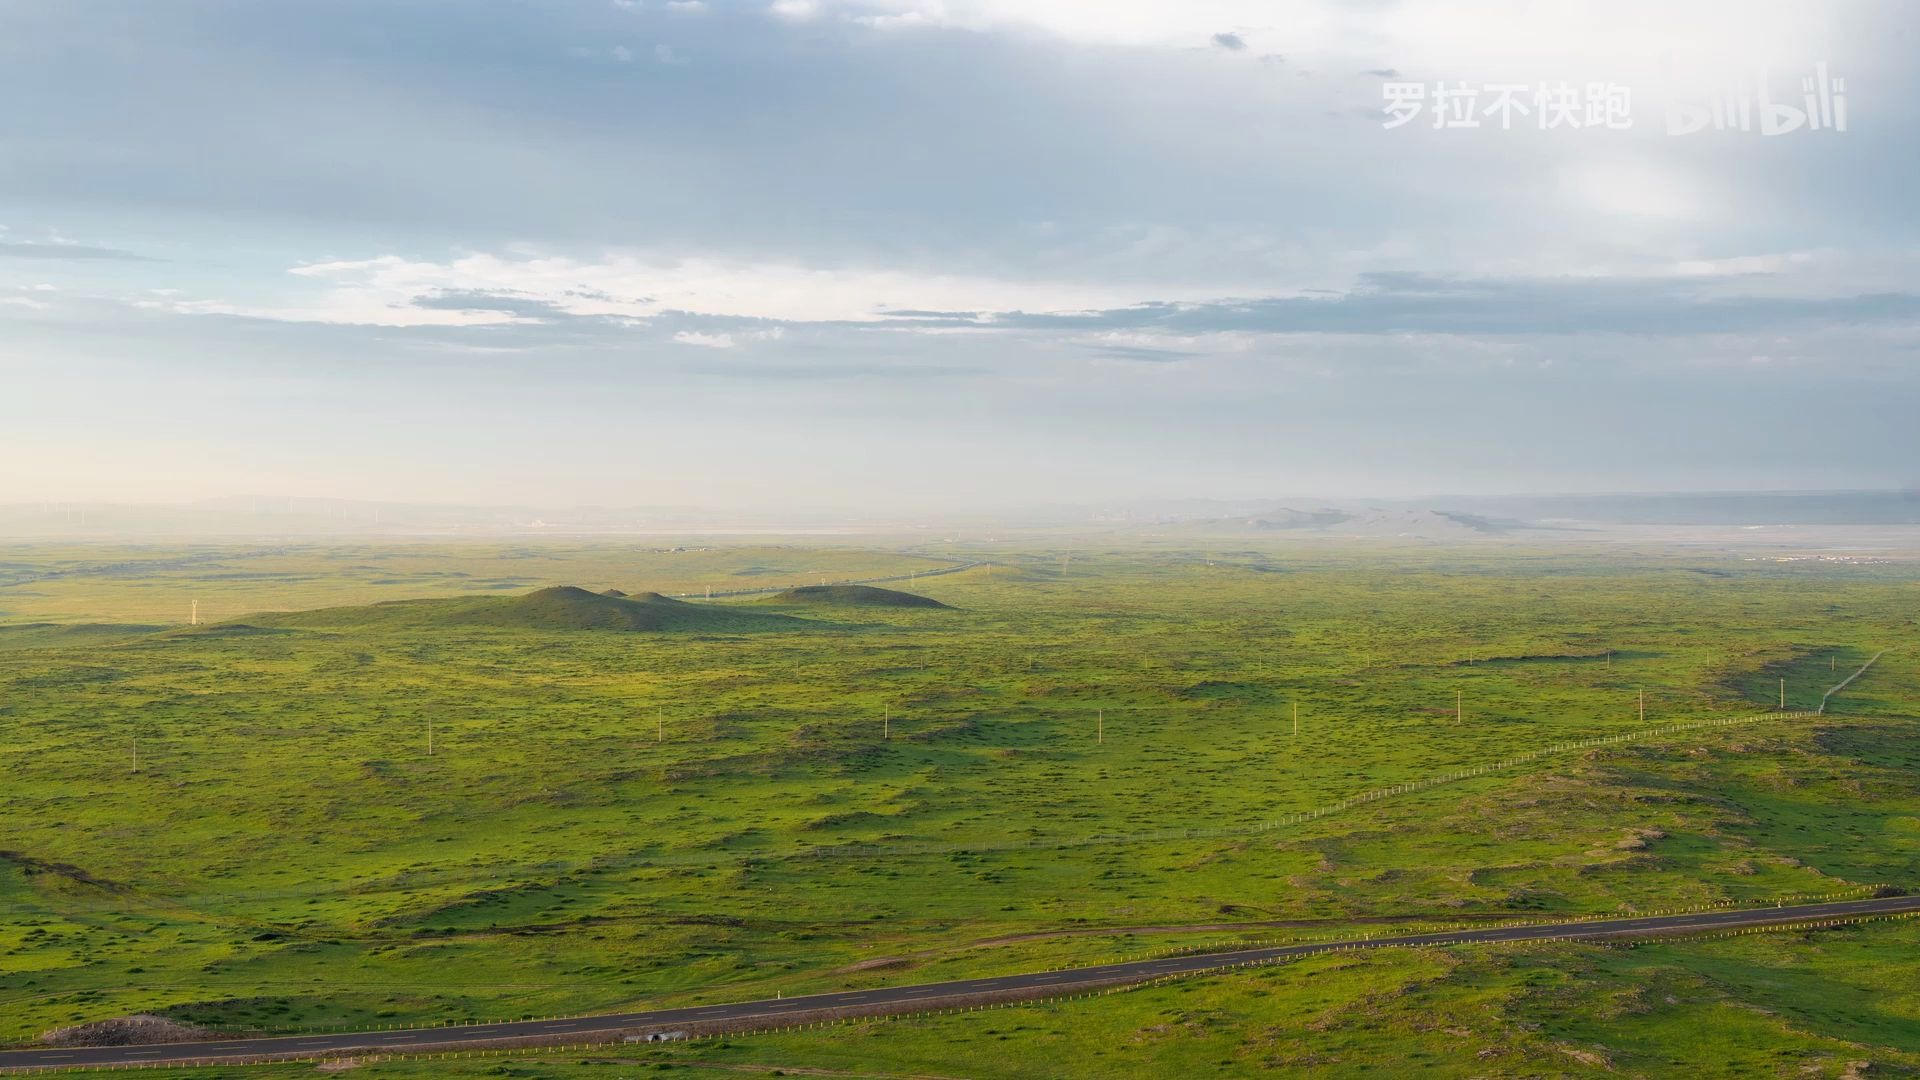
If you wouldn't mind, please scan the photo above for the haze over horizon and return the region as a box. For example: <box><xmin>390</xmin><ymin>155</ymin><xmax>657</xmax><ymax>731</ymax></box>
<box><xmin>5</xmin><ymin>1</ymin><xmax>1917</xmax><ymax>509</ymax></box>
<box><xmin>5</xmin><ymin>488</ymin><xmax>1919</xmax><ymax>538</ymax></box>
<box><xmin>4</xmin><ymin>485</ymin><xmax>1918</xmax><ymax>511</ymax></box>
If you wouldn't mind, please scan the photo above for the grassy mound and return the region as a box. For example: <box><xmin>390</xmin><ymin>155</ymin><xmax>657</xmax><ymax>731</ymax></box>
<box><xmin>252</xmin><ymin>586</ymin><xmax>811</xmax><ymax>633</ymax></box>
<box><xmin>757</xmin><ymin>584</ymin><xmax>952</xmax><ymax>609</ymax></box>
<box><xmin>161</xmin><ymin>623</ymin><xmax>295</xmax><ymax>640</ymax></box>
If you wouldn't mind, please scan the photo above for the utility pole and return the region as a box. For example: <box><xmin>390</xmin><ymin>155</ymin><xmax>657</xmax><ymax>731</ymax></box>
<box><xmin>1639</xmin><ymin>688</ymin><xmax>1645</xmax><ymax>723</ymax></box>
<box><xmin>1606</xmin><ymin>650</ymin><xmax>1611</xmax><ymax>669</ymax></box>
<box><xmin>1293</xmin><ymin>701</ymin><xmax>1299</xmax><ymax>737</ymax></box>
<box><xmin>657</xmin><ymin>709</ymin><xmax>664</xmax><ymax>743</ymax></box>
<box><xmin>190</xmin><ymin>600</ymin><xmax>199</xmax><ymax>626</ymax></box>
<box><xmin>1780</xmin><ymin>677</ymin><xmax>1786</xmax><ymax>709</ymax></box>
<box><xmin>884</xmin><ymin>705</ymin><xmax>890</xmax><ymax>740</ymax></box>
<box><xmin>1097</xmin><ymin>708</ymin><xmax>1103</xmax><ymax>744</ymax></box>
<box><xmin>1455</xmin><ymin>689</ymin><xmax>1463</xmax><ymax>723</ymax></box>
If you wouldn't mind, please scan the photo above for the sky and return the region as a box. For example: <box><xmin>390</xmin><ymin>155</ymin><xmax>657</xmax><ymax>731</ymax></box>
<box><xmin>2</xmin><ymin>0</ymin><xmax>1916</xmax><ymax>511</ymax></box>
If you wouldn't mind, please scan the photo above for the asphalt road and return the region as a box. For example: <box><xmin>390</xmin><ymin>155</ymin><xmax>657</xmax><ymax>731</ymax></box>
<box><xmin>5</xmin><ymin>894</ymin><xmax>1916</xmax><ymax>1071</ymax></box>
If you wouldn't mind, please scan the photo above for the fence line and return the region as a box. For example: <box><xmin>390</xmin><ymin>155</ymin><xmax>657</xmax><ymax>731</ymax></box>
<box><xmin>8</xmin><ymin>900</ymin><xmax>1917</xmax><ymax>1075</ymax></box>
<box><xmin>1819</xmin><ymin>649</ymin><xmax>1887</xmax><ymax>713</ymax></box>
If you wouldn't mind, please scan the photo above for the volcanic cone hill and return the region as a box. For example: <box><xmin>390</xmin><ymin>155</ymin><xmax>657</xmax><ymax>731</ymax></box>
<box><xmin>756</xmin><ymin>584</ymin><xmax>952</xmax><ymax>609</ymax></box>
<box><xmin>249</xmin><ymin>586</ymin><xmax>812</xmax><ymax>633</ymax></box>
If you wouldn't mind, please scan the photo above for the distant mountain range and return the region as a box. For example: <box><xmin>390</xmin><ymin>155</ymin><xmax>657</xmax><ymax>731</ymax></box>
<box><xmin>1401</xmin><ymin>490</ymin><xmax>1920</xmax><ymax>527</ymax></box>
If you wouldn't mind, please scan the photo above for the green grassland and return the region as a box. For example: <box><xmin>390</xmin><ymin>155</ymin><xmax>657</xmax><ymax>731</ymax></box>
<box><xmin>26</xmin><ymin>924</ymin><xmax>1920</xmax><ymax>1078</ymax></box>
<box><xmin>1</xmin><ymin>540</ymin><xmax>1917</xmax><ymax>1074</ymax></box>
<box><xmin>0</xmin><ymin>543</ymin><xmax>956</xmax><ymax>625</ymax></box>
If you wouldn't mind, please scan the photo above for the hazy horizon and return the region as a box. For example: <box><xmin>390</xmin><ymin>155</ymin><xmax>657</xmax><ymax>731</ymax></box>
<box><xmin>4</xmin><ymin>487</ymin><xmax>1918</xmax><ymax>540</ymax></box>
<box><xmin>3</xmin><ymin>485</ymin><xmax>1917</xmax><ymax>511</ymax></box>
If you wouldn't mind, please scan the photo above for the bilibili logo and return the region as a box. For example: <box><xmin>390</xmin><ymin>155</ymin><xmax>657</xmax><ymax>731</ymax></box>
<box><xmin>1667</xmin><ymin>64</ymin><xmax>1848</xmax><ymax>135</ymax></box>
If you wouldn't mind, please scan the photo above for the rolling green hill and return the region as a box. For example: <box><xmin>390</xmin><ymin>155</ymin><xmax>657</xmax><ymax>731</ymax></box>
<box><xmin>756</xmin><ymin>584</ymin><xmax>952</xmax><ymax>609</ymax></box>
<box><xmin>250</xmin><ymin>585</ymin><xmax>813</xmax><ymax>633</ymax></box>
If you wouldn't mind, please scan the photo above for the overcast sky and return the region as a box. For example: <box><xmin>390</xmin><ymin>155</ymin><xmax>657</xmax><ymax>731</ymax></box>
<box><xmin>3</xmin><ymin>1</ymin><xmax>1916</xmax><ymax>510</ymax></box>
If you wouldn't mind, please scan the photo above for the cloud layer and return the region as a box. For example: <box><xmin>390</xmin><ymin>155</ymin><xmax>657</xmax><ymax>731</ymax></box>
<box><xmin>1</xmin><ymin>0</ymin><xmax>1915</xmax><ymax>507</ymax></box>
